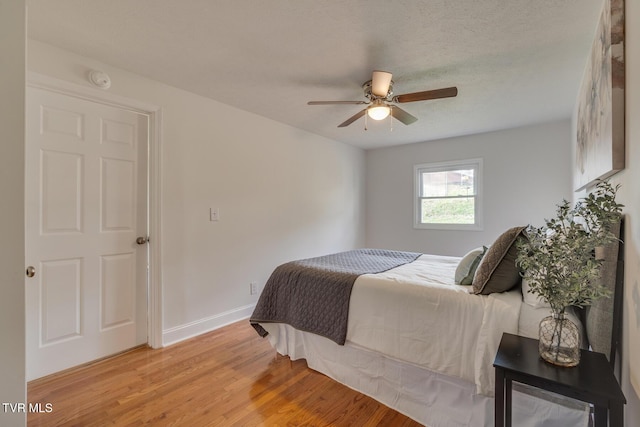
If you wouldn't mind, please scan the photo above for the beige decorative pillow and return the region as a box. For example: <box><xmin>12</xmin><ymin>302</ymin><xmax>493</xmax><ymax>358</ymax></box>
<box><xmin>472</xmin><ymin>226</ymin><xmax>526</xmax><ymax>295</ymax></box>
<box><xmin>455</xmin><ymin>246</ymin><xmax>487</xmax><ymax>285</ymax></box>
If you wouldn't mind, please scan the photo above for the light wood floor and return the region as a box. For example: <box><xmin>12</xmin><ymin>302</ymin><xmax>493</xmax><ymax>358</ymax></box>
<box><xmin>28</xmin><ymin>320</ymin><xmax>423</xmax><ymax>426</ymax></box>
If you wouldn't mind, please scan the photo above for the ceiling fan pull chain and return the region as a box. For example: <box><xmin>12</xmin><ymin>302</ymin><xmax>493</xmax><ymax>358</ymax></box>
<box><xmin>364</xmin><ymin>111</ymin><xmax>368</xmax><ymax>131</ymax></box>
<box><xmin>390</xmin><ymin>108</ymin><xmax>393</xmax><ymax>132</ymax></box>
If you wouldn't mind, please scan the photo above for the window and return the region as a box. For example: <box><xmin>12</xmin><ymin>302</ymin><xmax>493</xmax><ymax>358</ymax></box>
<box><xmin>414</xmin><ymin>158</ymin><xmax>483</xmax><ymax>230</ymax></box>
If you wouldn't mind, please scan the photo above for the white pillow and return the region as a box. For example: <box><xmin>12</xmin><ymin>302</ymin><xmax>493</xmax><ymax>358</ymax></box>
<box><xmin>522</xmin><ymin>275</ymin><xmax>551</xmax><ymax>308</ymax></box>
<box><xmin>455</xmin><ymin>246</ymin><xmax>487</xmax><ymax>285</ymax></box>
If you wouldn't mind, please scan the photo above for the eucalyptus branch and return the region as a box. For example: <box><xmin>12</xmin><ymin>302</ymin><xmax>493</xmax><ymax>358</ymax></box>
<box><xmin>516</xmin><ymin>180</ymin><xmax>622</xmax><ymax>310</ymax></box>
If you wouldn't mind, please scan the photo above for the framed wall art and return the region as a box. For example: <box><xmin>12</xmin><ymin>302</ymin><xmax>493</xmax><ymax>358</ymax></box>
<box><xmin>574</xmin><ymin>0</ymin><xmax>625</xmax><ymax>191</ymax></box>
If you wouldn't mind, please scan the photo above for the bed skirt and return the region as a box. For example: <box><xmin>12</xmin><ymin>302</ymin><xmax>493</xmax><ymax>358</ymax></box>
<box><xmin>261</xmin><ymin>323</ymin><xmax>589</xmax><ymax>427</ymax></box>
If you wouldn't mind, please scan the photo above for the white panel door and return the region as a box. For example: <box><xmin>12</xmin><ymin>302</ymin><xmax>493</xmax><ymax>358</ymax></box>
<box><xmin>26</xmin><ymin>87</ymin><xmax>148</xmax><ymax>380</ymax></box>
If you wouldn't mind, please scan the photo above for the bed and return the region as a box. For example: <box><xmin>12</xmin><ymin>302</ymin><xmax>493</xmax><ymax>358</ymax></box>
<box><xmin>249</xmin><ymin>223</ymin><xmax>624</xmax><ymax>427</ymax></box>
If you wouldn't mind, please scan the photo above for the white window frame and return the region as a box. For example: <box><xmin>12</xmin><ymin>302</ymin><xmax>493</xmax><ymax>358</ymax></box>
<box><xmin>413</xmin><ymin>158</ymin><xmax>483</xmax><ymax>231</ymax></box>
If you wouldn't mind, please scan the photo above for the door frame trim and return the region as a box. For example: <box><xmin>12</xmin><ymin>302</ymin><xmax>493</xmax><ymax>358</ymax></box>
<box><xmin>27</xmin><ymin>72</ymin><xmax>164</xmax><ymax>349</ymax></box>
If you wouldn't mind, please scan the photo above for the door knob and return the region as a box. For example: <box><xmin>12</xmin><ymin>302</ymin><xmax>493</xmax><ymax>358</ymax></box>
<box><xmin>136</xmin><ymin>236</ymin><xmax>148</xmax><ymax>245</ymax></box>
<box><xmin>26</xmin><ymin>266</ymin><xmax>36</xmax><ymax>278</ymax></box>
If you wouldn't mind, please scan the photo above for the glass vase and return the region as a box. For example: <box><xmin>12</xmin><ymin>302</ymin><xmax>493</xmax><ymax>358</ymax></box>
<box><xmin>538</xmin><ymin>308</ymin><xmax>580</xmax><ymax>367</ymax></box>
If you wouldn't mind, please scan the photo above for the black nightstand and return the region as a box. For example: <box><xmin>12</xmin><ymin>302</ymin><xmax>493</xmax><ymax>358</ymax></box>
<box><xmin>493</xmin><ymin>333</ymin><xmax>626</xmax><ymax>427</ymax></box>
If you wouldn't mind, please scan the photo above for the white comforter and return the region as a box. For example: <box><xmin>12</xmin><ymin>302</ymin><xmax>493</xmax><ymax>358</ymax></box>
<box><xmin>346</xmin><ymin>254</ymin><xmax>522</xmax><ymax>396</ymax></box>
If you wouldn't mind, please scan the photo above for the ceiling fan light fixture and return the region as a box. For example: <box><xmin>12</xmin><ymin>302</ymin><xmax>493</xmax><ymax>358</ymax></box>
<box><xmin>306</xmin><ymin>69</ymin><xmax>458</xmax><ymax>127</ymax></box>
<box><xmin>367</xmin><ymin>100</ymin><xmax>391</xmax><ymax>121</ymax></box>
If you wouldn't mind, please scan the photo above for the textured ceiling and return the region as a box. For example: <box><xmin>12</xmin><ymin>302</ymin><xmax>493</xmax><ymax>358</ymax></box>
<box><xmin>27</xmin><ymin>0</ymin><xmax>604</xmax><ymax>149</ymax></box>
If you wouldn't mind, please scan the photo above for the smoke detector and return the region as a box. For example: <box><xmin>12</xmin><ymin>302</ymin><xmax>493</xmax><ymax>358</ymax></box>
<box><xmin>88</xmin><ymin>70</ymin><xmax>111</xmax><ymax>89</ymax></box>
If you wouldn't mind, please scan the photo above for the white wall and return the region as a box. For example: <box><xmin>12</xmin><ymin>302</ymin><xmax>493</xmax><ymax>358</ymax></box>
<box><xmin>0</xmin><ymin>0</ymin><xmax>26</xmax><ymax>426</ymax></box>
<box><xmin>577</xmin><ymin>0</ymin><xmax>640</xmax><ymax>424</ymax></box>
<box><xmin>365</xmin><ymin>120</ymin><xmax>573</xmax><ymax>256</ymax></box>
<box><xmin>27</xmin><ymin>41</ymin><xmax>366</xmax><ymax>345</ymax></box>
<box><xmin>619</xmin><ymin>2</ymin><xmax>640</xmax><ymax>421</ymax></box>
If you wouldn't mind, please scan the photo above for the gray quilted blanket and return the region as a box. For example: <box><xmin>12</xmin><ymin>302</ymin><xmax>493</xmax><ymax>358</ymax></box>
<box><xmin>250</xmin><ymin>249</ymin><xmax>421</xmax><ymax>345</ymax></box>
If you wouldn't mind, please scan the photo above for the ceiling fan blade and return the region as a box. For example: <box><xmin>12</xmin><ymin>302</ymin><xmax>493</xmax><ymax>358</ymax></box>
<box><xmin>337</xmin><ymin>109</ymin><xmax>367</xmax><ymax>127</ymax></box>
<box><xmin>393</xmin><ymin>86</ymin><xmax>458</xmax><ymax>103</ymax></box>
<box><xmin>371</xmin><ymin>70</ymin><xmax>393</xmax><ymax>97</ymax></box>
<box><xmin>391</xmin><ymin>106</ymin><xmax>418</xmax><ymax>125</ymax></box>
<box><xmin>307</xmin><ymin>101</ymin><xmax>367</xmax><ymax>105</ymax></box>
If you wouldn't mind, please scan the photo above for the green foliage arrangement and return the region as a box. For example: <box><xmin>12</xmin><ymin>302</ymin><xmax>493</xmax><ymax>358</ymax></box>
<box><xmin>516</xmin><ymin>180</ymin><xmax>623</xmax><ymax>313</ymax></box>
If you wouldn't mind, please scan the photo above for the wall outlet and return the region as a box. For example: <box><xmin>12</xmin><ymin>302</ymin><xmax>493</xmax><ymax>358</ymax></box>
<box><xmin>250</xmin><ymin>282</ymin><xmax>258</xmax><ymax>295</ymax></box>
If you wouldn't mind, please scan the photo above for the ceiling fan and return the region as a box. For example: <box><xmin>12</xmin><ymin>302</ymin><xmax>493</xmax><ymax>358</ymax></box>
<box><xmin>307</xmin><ymin>70</ymin><xmax>458</xmax><ymax>127</ymax></box>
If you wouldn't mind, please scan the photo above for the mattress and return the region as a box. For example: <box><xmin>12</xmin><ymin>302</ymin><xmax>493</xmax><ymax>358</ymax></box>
<box><xmin>347</xmin><ymin>254</ymin><xmax>522</xmax><ymax>396</ymax></box>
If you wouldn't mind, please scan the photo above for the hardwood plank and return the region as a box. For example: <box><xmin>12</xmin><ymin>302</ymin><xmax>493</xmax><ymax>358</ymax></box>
<box><xmin>28</xmin><ymin>320</ymin><xmax>423</xmax><ymax>426</ymax></box>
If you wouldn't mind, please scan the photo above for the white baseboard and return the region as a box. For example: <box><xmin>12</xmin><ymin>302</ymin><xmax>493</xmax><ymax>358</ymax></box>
<box><xmin>162</xmin><ymin>304</ymin><xmax>256</xmax><ymax>347</ymax></box>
